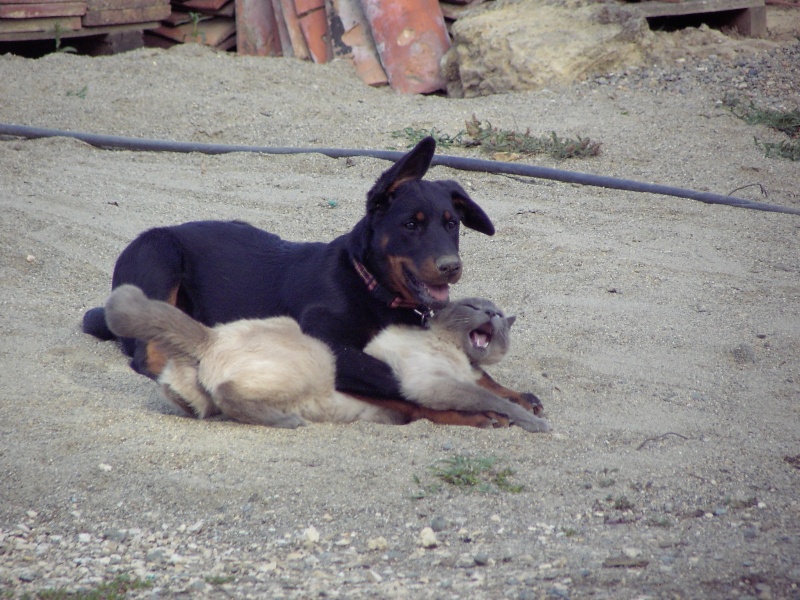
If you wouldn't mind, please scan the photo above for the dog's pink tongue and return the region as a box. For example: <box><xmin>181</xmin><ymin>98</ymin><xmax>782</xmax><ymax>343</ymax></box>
<box><xmin>427</xmin><ymin>284</ymin><xmax>449</xmax><ymax>303</ymax></box>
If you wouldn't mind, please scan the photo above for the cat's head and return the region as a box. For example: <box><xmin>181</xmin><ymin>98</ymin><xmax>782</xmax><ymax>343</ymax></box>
<box><xmin>432</xmin><ymin>297</ymin><xmax>516</xmax><ymax>366</ymax></box>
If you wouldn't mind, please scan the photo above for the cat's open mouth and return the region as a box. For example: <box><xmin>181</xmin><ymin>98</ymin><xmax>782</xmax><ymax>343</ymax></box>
<box><xmin>470</xmin><ymin>322</ymin><xmax>493</xmax><ymax>349</ymax></box>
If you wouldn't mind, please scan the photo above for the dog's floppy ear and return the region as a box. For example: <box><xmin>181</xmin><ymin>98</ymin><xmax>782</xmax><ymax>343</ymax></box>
<box><xmin>439</xmin><ymin>181</ymin><xmax>495</xmax><ymax>236</ymax></box>
<box><xmin>367</xmin><ymin>136</ymin><xmax>436</xmax><ymax>212</ymax></box>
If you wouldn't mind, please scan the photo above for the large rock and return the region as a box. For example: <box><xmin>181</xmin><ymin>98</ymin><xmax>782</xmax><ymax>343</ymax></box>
<box><xmin>442</xmin><ymin>0</ymin><xmax>652</xmax><ymax>97</ymax></box>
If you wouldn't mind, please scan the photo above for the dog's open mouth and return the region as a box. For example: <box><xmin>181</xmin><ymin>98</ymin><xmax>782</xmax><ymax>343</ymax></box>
<box><xmin>470</xmin><ymin>322</ymin><xmax>494</xmax><ymax>349</ymax></box>
<box><xmin>405</xmin><ymin>268</ymin><xmax>450</xmax><ymax>308</ymax></box>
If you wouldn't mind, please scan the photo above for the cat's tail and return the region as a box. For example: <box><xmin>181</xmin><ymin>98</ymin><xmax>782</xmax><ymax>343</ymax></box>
<box><xmin>104</xmin><ymin>284</ymin><xmax>212</xmax><ymax>361</ymax></box>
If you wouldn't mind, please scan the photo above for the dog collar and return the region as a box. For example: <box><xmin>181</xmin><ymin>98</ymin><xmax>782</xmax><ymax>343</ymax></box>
<box><xmin>351</xmin><ymin>258</ymin><xmax>431</xmax><ymax>317</ymax></box>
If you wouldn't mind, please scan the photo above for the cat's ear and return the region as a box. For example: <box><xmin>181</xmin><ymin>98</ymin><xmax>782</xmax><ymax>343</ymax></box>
<box><xmin>506</xmin><ymin>315</ymin><xmax>516</xmax><ymax>328</ymax></box>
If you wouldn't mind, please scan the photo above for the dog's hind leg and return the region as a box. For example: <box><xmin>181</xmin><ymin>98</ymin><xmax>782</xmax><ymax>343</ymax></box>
<box><xmin>110</xmin><ymin>227</ymin><xmax>188</xmax><ymax>374</ymax></box>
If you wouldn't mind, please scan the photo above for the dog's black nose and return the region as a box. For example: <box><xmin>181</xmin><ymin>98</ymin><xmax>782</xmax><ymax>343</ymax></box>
<box><xmin>436</xmin><ymin>256</ymin><xmax>462</xmax><ymax>277</ymax></box>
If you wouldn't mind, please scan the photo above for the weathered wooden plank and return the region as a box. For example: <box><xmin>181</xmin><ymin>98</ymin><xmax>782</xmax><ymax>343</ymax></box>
<box><xmin>151</xmin><ymin>16</ymin><xmax>233</xmax><ymax>44</ymax></box>
<box><xmin>0</xmin><ymin>1</ymin><xmax>86</xmax><ymax>18</ymax></box>
<box><xmin>234</xmin><ymin>0</ymin><xmax>281</xmax><ymax>55</ymax></box>
<box><xmin>634</xmin><ymin>0</ymin><xmax>764</xmax><ymax>17</ymax></box>
<box><xmin>633</xmin><ymin>0</ymin><xmax>766</xmax><ymax>36</ymax></box>
<box><xmin>439</xmin><ymin>0</ymin><xmax>485</xmax><ymax>20</ymax></box>
<box><xmin>82</xmin><ymin>3</ymin><xmax>169</xmax><ymax>26</ymax></box>
<box><xmin>0</xmin><ymin>0</ymin><xmax>82</xmax><ymax>5</ymax></box>
<box><xmin>0</xmin><ymin>14</ymin><xmax>80</xmax><ymax>31</ymax></box>
<box><xmin>86</xmin><ymin>0</ymin><xmax>167</xmax><ymax>10</ymax></box>
<box><xmin>181</xmin><ymin>0</ymin><xmax>230</xmax><ymax>13</ymax></box>
<box><xmin>729</xmin><ymin>4</ymin><xmax>766</xmax><ymax>35</ymax></box>
<box><xmin>0</xmin><ymin>19</ymin><xmax>156</xmax><ymax>40</ymax></box>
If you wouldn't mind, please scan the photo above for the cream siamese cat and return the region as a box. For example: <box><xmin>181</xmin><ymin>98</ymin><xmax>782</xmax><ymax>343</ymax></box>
<box><xmin>104</xmin><ymin>285</ymin><xmax>549</xmax><ymax>433</ymax></box>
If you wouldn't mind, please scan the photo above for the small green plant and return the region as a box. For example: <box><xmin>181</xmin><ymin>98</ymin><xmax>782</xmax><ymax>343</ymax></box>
<box><xmin>391</xmin><ymin>115</ymin><xmax>601</xmax><ymax>160</ymax></box>
<box><xmin>724</xmin><ymin>96</ymin><xmax>800</xmax><ymax>161</ymax></box>
<box><xmin>188</xmin><ymin>12</ymin><xmax>206</xmax><ymax>43</ymax></box>
<box><xmin>463</xmin><ymin>116</ymin><xmax>601</xmax><ymax>159</ymax></box>
<box><xmin>424</xmin><ymin>454</ymin><xmax>524</xmax><ymax>494</ymax></box>
<box><xmin>756</xmin><ymin>138</ymin><xmax>800</xmax><ymax>161</ymax></box>
<box><xmin>613</xmin><ymin>495</ymin><xmax>635</xmax><ymax>511</ymax></box>
<box><xmin>411</xmin><ymin>474</ymin><xmax>443</xmax><ymax>499</ymax></box>
<box><xmin>391</xmin><ymin>126</ymin><xmax>464</xmax><ymax>148</ymax></box>
<box><xmin>53</xmin><ymin>22</ymin><xmax>77</xmax><ymax>54</ymax></box>
<box><xmin>724</xmin><ymin>495</ymin><xmax>758</xmax><ymax>510</ymax></box>
<box><xmin>646</xmin><ymin>515</ymin><xmax>673</xmax><ymax>528</ymax></box>
<box><xmin>29</xmin><ymin>574</ymin><xmax>151</xmax><ymax>599</ymax></box>
<box><xmin>205</xmin><ymin>575</ymin><xmax>235</xmax><ymax>585</ymax></box>
<box><xmin>66</xmin><ymin>85</ymin><xmax>88</xmax><ymax>99</ymax></box>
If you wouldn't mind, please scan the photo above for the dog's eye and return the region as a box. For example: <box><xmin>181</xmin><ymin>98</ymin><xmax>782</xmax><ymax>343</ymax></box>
<box><xmin>445</xmin><ymin>220</ymin><xmax>457</xmax><ymax>231</ymax></box>
<box><xmin>404</xmin><ymin>221</ymin><xmax>418</xmax><ymax>231</ymax></box>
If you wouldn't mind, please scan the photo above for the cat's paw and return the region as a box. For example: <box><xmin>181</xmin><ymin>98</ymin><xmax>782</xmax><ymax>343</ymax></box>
<box><xmin>273</xmin><ymin>413</ymin><xmax>308</xmax><ymax>429</ymax></box>
<box><xmin>516</xmin><ymin>415</ymin><xmax>551</xmax><ymax>434</ymax></box>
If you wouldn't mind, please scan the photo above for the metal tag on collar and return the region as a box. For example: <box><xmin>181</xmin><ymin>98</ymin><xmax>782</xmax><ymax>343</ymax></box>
<box><xmin>414</xmin><ymin>307</ymin><xmax>434</xmax><ymax>327</ymax></box>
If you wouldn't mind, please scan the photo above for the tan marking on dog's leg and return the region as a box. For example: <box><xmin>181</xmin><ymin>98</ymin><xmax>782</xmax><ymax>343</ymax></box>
<box><xmin>476</xmin><ymin>371</ymin><xmax>544</xmax><ymax>416</ymax></box>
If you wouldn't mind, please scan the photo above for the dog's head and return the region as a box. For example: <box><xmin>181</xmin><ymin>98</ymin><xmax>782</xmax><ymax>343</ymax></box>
<box><xmin>359</xmin><ymin>137</ymin><xmax>494</xmax><ymax>310</ymax></box>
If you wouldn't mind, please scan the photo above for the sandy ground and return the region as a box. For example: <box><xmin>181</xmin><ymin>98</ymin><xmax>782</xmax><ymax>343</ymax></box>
<box><xmin>1</xmin><ymin>11</ymin><xmax>799</xmax><ymax>599</ymax></box>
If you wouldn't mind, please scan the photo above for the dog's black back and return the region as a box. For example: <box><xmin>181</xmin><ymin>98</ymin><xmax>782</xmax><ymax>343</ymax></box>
<box><xmin>83</xmin><ymin>137</ymin><xmax>495</xmax><ymax>400</ymax></box>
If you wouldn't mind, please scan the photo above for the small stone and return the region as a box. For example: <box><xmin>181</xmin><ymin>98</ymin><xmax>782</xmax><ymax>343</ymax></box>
<box><xmin>188</xmin><ymin>579</ymin><xmax>208</xmax><ymax>592</ymax></box>
<box><xmin>743</xmin><ymin>527</ymin><xmax>758</xmax><ymax>539</ymax></box>
<box><xmin>455</xmin><ymin>554</ymin><xmax>475</xmax><ymax>568</ymax></box>
<box><xmin>430</xmin><ymin>516</ymin><xmax>447</xmax><ymax>532</ymax></box>
<box><xmin>367</xmin><ymin>537</ymin><xmax>388</xmax><ymax>551</ymax></box>
<box><xmin>77</xmin><ymin>533</ymin><xmax>91</xmax><ymax>543</ymax></box>
<box><xmin>17</xmin><ymin>569</ymin><xmax>39</xmax><ymax>582</ymax></box>
<box><xmin>419</xmin><ymin>527</ymin><xmax>438</xmax><ymax>548</ymax></box>
<box><xmin>622</xmin><ymin>547</ymin><xmax>642</xmax><ymax>558</ymax></box>
<box><xmin>602</xmin><ymin>555</ymin><xmax>649</xmax><ymax>568</ymax></box>
<box><xmin>146</xmin><ymin>548</ymin><xmax>164</xmax><ymax>563</ymax></box>
<box><xmin>187</xmin><ymin>519</ymin><xmax>204</xmax><ymax>534</ymax></box>
<box><xmin>98</xmin><ymin>463</ymin><xmax>113</xmax><ymax>472</ymax></box>
<box><xmin>474</xmin><ymin>552</ymin><xmax>490</xmax><ymax>566</ymax></box>
<box><xmin>303</xmin><ymin>526</ymin><xmax>320</xmax><ymax>544</ymax></box>
<box><xmin>366</xmin><ymin>569</ymin><xmax>383</xmax><ymax>583</ymax></box>
<box><xmin>732</xmin><ymin>343</ymin><xmax>756</xmax><ymax>364</ymax></box>
<box><xmin>26</xmin><ymin>255</ymin><xmax>36</xmax><ymax>263</ymax></box>
<box><xmin>103</xmin><ymin>529</ymin><xmax>127</xmax><ymax>542</ymax></box>
<box><xmin>25</xmin><ymin>510</ymin><xmax>38</xmax><ymax>519</ymax></box>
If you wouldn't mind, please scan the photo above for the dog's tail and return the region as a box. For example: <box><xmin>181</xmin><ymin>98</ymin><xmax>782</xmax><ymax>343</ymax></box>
<box><xmin>104</xmin><ymin>284</ymin><xmax>212</xmax><ymax>361</ymax></box>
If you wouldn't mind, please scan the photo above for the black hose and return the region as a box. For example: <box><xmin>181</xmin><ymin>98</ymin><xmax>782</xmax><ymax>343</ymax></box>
<box><xmin>2</xmin><ymin>123</ymin><xmax>797</xmax><ymax>216</ymax></box>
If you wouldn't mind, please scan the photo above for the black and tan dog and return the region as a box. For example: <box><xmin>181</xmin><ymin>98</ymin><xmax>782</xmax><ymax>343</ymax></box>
<box><xmin>83</xmin><ymin>137</ymin><xmax>542</xmax><ymax>426</ymax></box>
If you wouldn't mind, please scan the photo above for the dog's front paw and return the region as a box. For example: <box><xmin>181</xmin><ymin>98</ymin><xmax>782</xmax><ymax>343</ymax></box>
<box><xmin>486</xmin><ymin>411</ymin><xmax>511</xmax><ymax>428</ymax></box>
<box><xmin>519</xmin><ymin>392</ymin><xmax>545</xmax><ymax>416</ymax></box>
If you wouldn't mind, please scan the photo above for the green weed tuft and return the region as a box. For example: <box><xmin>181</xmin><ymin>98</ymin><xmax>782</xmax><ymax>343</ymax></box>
<box><xmin>392</xmin><ymin>115</ymin><xmax>601</xmax><ymax>160</ymax></box>
<box><xmin>416</xmin><ymin>454</ymin><xmax>524</xmax><ymax>495</ymax></box>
